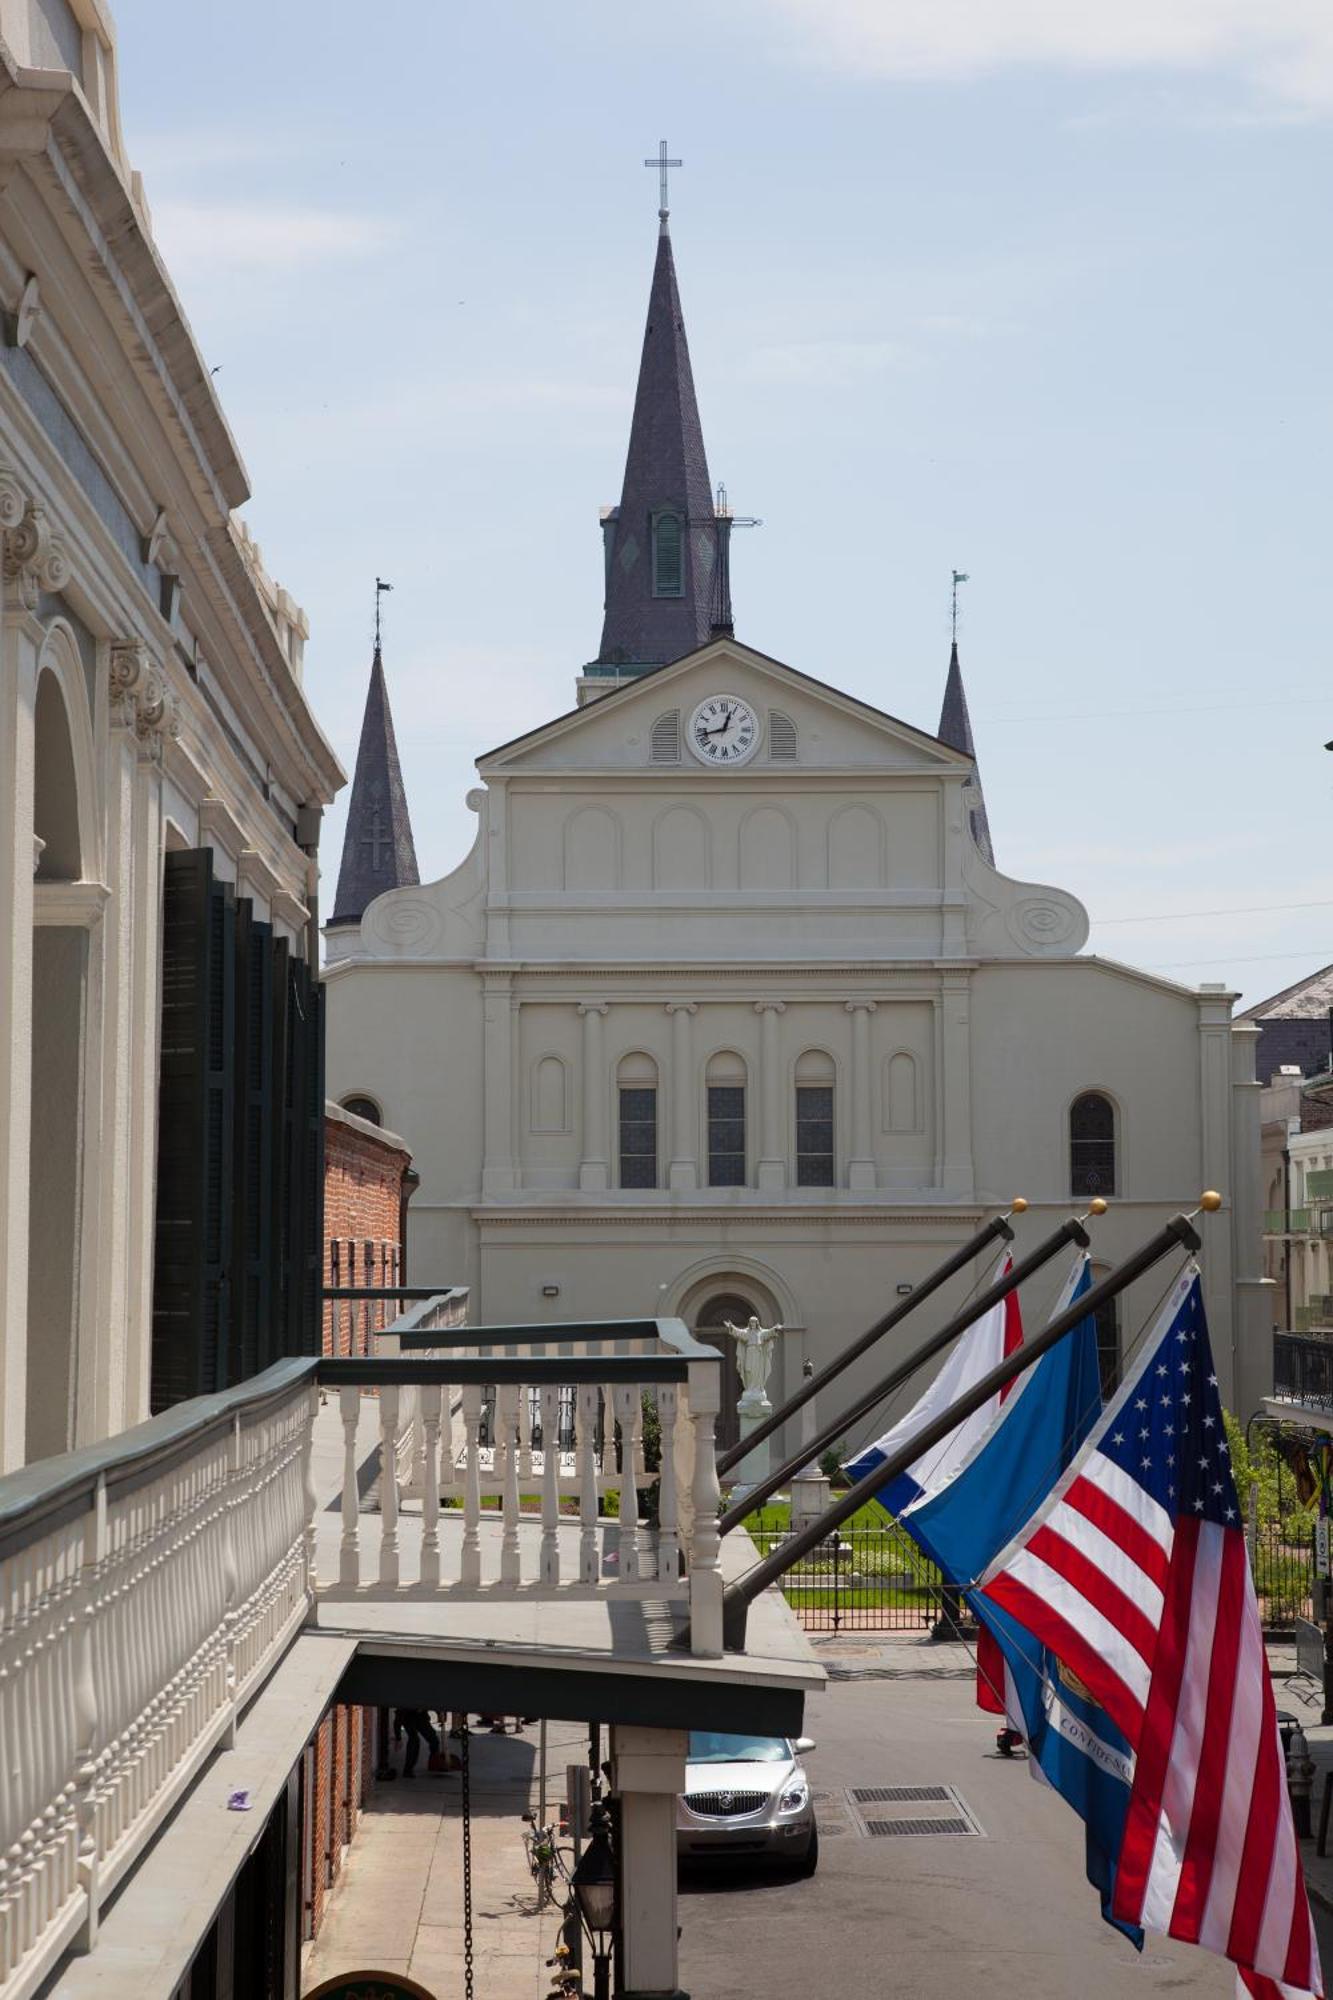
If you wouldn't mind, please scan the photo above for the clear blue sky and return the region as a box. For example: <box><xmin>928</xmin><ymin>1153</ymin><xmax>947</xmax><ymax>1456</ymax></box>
<box><xmin>116</xmin><ymin>0</ymin><xmax>1332</xmax><ymax>1015</ymax></box>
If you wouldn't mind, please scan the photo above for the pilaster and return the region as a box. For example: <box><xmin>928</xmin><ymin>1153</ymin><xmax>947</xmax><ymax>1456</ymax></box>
<box><xmin>845</xmin><ymin>998</ymin><xmax>877</xmax><ymax>1190</ymax></box>
<box><xmin>578</xmin><ymin>1001</ymin><xmax>610</xmax><ymax>1192</ymax></box>
<box><xmin>939</xmin><ymin>969</ymin><xmax>974</xmax><ymax>1198</ymax></box>
<box><xmin>754</xmin><ymin>1000</ymin><xmax>786</xmax><ymax>1191</ymax></box>
<box><xmin>481</xmin><ymin>971</ymin><xmax>518</xmax><ymax>1195</ymax></box>
<box><xmin>0</xmin><ymin>554</ymin><xmax>39</xmax><ymax>1468</ymax></box>
<box><xmin>665</xmin><ymin>1001</ymin><xmax>698</xmax><ymax>1190</ymax></box>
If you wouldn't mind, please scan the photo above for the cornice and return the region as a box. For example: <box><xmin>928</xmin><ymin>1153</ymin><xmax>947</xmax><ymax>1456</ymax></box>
<box><xmin>471</xmin><ymin>1205</ymin><xmax>986</xmax><ymax>1230</ymax></box>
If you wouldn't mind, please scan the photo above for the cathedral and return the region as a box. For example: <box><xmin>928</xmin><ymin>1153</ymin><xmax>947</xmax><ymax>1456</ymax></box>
<box><xmin>324</xmin><ymin>200</ymin><xmax>1269</xmax><ymax>1439</ymax></box>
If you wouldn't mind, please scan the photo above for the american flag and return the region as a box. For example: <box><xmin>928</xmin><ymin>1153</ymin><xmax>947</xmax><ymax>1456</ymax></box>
<box><xmin>977</xmin><ymin>1267</ymin><xmax>1323</xmax><ymax>1998</ymax></box>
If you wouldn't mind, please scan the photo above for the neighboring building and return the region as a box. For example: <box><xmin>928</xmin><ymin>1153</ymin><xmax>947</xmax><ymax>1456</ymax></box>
<box><xmin>0</xmin><ymin>5</ymin><xmax>343</xmax><ymax>1467</ymax></box>
<box><xmin>1260</xmin><ymin>1063</ymin><xmax>1333</xmax><ymax>1334</ymax></box>
<box><xmin>324</xmin><ymin>205</ymin><xmax>1271</xmax><ymax>1434</ymax></box>
<box><xmin>323</xmin><ymin>1097</ymin><xmax>417</xmax><ymax>1351</ymax></box>
<box><xmin>1240</xmin><ymin>963</ymin><xmax>1333</xmax><ymax>1085</ymax></box>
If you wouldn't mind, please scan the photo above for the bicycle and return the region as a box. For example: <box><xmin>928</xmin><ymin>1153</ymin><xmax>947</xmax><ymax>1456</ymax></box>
<box><xmin>522</xmin><ymin>1809</ymin><xmax>563</xmax><ymax>1909</ymax></box>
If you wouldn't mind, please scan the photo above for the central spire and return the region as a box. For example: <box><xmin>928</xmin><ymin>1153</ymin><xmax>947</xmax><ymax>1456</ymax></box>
<box><xmin>593</xmin><ymin>208</ymin><xmax>718</xmax><ymax>677</ymax></box>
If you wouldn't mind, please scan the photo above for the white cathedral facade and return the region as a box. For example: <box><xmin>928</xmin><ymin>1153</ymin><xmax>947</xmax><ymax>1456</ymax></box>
<box><xmin>324</xmin><ymin>210</ymin><xmax>1269</xmax><ymax>1445</ymax></box>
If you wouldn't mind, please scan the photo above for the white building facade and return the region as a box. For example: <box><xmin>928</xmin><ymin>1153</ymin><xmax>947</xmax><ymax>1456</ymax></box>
<box><xmin>0</xmin><ymin>2</ymin><xmax>343</xmax><ymax>1467</ymax></box>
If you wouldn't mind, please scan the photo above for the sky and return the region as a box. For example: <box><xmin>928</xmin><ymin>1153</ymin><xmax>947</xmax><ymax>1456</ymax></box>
<box><xmin>115</xmin><ymin>0</ymin><xmax>1333</xmax><ymax>1015</ymax></box>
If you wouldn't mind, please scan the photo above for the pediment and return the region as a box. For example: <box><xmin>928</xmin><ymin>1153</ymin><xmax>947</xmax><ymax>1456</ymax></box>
<box><xmin>477</xmin><ymin>639</ymin><xmax>970</xmax><ymax>778</ymax></box>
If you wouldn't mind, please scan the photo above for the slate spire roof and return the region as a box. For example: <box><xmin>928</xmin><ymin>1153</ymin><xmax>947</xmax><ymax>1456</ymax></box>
<box><xmin>596</xmin><ymin>217</ymin><xmax>718</xmax><ymax>671</ymax></box>
<box><xmin>330</xmin><ymin>644</ymin><xmax>420</xmax><ymax>927</ymax></box>
<box><xmin>938</xmin><ymin>639</ymin><xmax>995</xmax><ymax>865</ymax></box>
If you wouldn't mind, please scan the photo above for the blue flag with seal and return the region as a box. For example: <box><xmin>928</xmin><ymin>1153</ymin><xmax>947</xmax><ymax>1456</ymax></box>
<box><xmin>902</xmin><ymin>1258</ymin><xmax>1143</xmax><ymax>1947</ymax></box>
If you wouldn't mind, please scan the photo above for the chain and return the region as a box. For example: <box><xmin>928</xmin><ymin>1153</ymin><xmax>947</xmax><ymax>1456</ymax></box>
<box><xmin>461</xmin><ymin>1716</ymin><xmax>474</xmax><ymax>2000</ymax></box>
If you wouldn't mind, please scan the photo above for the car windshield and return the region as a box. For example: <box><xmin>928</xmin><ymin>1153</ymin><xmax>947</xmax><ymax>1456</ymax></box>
<box><xmin>687</xmin><ymin>1732</ymin><xmax>791</xmax><ymax>1765</ymax></box>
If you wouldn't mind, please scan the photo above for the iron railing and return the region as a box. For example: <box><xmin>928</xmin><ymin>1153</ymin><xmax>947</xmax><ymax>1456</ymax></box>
<box><xmin>1274</xmin><ymin>1331</ymin><xmax>1333</xmax><ymax>1408</ymax></box>
<box><xmin>749</xmin><ymin>1524</ymin><xmax>963</xmax><ymax>1633</ymax></box>
<box><xmin>1251</xmin><ymin>1519</ymin><xmax>1316</xmax><ymax>1632</ymax></box>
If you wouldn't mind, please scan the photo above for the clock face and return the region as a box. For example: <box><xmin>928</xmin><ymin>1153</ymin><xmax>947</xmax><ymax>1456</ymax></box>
<box><xmin>687</xmin><ymin>693</ymin><xmax>760</xmax><ymax>767</ymax></box>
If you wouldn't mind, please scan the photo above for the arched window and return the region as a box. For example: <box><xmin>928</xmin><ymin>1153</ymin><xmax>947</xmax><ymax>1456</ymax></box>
<box><xmin>652</xmin><ymin>512</ymin><xmax>683</xmax><ymax>597</ymax></box>
<box><xmin>1070</xmin><ymin>1092</ymin><xmax>1116</xmax><ymax>1198</ymax></box>
<box><xmin>618</xmin><ymin>1052</ymin><xmax>658</xmax><ymax>1188</ymax></box>
<box><xmin>341</xmin><ymin>1094</ymin><xmax>381</xmax><ymax>1126</ymax></box>
<box><xmin>650</xmin><ymin>710</ymin><xmax>681</xmax><ymax>763</ymax></box>
<box><xmin>706</xmin><ymin>1050</ymin><xmax>747</xmax><ymax>1187</ymax></box>
<box><xmin>794</xmin><ymin>1050</ymin><xmax>835</xmax><ymax>1187</ymax></box>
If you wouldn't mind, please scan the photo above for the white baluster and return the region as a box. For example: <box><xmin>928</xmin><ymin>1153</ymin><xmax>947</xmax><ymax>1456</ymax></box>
<box><xmin>600</xmin><ymin>1384</ymin><xmax>617</xmax><ymax>1480</ymax></box>
<box><xmin>461</xmin><ymin>1387</ymin><xmax>483</xmax><ymax>1588</ymax></box>
<box><xmin>438</xmin><ymin>1383</ymin><xmax>458</xmax><ymax>1497</ymax></box>
<box><xmin>420</xmin><ymin>1385</ymin><xmax>442</xmax><ymax>1588</ymax></box>
<box><xmin>632</xmin><ymin>1395</ymin><xmax>649</xmax><ymax>1486</ymax></box>
<box><xmin>379</xmin><ymin>1387</ymin><xmax>401</xmax><ymax>1588</ymax></box>
<box><xmin>339</xmin><ymin>1386</ymin><xmax>361</xmax><ymax>1589</ymax></box>
<box><xmin>302</xmin><ymin>1383</ymin><xmax>319</xmax><ymax>1599</ymax></box>
<box><xmin>519</xmin><ymin>1382</ymin><xmax>534</xmax><ymax>1482</ymax></box>
<box><xmin>614</xmin><ymin>1385</ymin><xmax>642</xmax><ymax>1585</ymax></box>
<box><xmin>656</xmin><ymin>1387</ymin><xmax>680</xmax><ymax>1584</ymax></box>
<box><xmin>540</xmin><ymin>1385</ymin><xmax>561</xmax><ymax>1588</ymax></box>
<box><xmin>687</xmin><ymin>1358</ymin><xmax>724</xmax><ymax>1655</ymax></box>
<box><xmin>577</xmin><ymin>1386</ymin><xmax>600</xmax><ymax>1585</ymax></box>
<box><xmin>499</xmin><ymin>1383</ymin><xmax>522</xmax><ymax>1588</ymax></box>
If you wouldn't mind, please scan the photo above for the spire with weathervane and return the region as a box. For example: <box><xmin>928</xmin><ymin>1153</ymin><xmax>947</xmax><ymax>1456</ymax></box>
<box><xmin>937</xmin><ymin>571</ymin><xmax>995</xmax><ymax>866</ymax></box>
<box><xmin>330</xmin><ymin>580</ymin><xmax>420</xmax><ymax>928</ymax></box>
<box><xmin>591</xmin><ymin>142</ymin><xmax>719</xmax><ymax>679</ymax></box>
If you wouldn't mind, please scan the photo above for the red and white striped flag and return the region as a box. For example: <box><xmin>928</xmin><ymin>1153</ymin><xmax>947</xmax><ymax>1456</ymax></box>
<box><xmin>977</xmin><ymin>1267</ymin><xmax>1323</xmax><ymax>1998</ymax></box>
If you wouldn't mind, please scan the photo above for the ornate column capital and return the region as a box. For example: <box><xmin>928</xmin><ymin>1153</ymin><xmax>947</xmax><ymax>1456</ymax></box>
<box><xmin>753</xmin><ymin>1000</ymin><xmax>787</xmax><ymax>1016</ymax></box>
<box><xmin>665</xmin><ymin>1000</ymin><xmax>698</xmax><ymax>1016</ymax></box>
<box><xmin>109</xmin><ymin>643</ymin><xmax>179</xmax><ymax>762</ymax></box>
<box><xmin>844</xmin><ymin>998</ymin><xmax>878</xmax><ymax>1015</ymax></box>
<box><xmin>577</xmin><ymin>1000</ymin><xmax>609</xmax><ymax>1018</ymax></box>
<box><xmin>3</xmin><ymin>493</ymin><xmax>70</xmax><ymax>610</ymax></box>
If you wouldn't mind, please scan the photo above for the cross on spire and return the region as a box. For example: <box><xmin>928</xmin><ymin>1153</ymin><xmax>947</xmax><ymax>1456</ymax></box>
<box><xmin>645</xmin><ymin>139</ymin><xmax>682</xmax><ymax>219</ymax></box>
<box><xmin>951</xmin><ymin>569</ymin><xmax>969</xmax><ymax>646</ymax></box>
<box><xmin>361</xmin><ymin>806</ymin><xmax>392</xmax><ymax>870</ymax></box>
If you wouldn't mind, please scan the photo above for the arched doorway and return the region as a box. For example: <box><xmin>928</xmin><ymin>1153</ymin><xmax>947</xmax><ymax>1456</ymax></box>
<box><xmin>691</xmin><ymin>1291</ymin><xmax>758</xmax><ymax>1453</ymax></box>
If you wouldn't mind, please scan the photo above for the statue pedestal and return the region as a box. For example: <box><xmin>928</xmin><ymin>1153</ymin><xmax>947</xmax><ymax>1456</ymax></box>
<box><xmin>727</xmin><ymin>1392</ymin><xmax>772</xmax><ymax>1511</ymax></box>
<box><xmin>790</xmin><ymin>1472</ymin><xmax>831</xmax><ymax>1536</ymax></box>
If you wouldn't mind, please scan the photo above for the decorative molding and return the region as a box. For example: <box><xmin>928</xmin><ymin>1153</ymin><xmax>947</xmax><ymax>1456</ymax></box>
<box><xmin>4</xmin><ymin>274</ymin><xmax>40</xmax><ymax>350</ymax></box>
<box><xmin>198</xmin><ymin>794</ymin><xmax>247</xmax><ymax>860</ymax></box>
<box><xmin>472</xmin><ymin>1205</ymin><xmax>987</xmax><ymax>1230</ymax></box>
<box><xmin>141</xmin><ymin>507</ymin><xmax>172</xmax><ymax>569</ymax></box>
<box><xmin>271</xmin><ymin>886</ymin><xmax>311</xmax><ymax>934</ymax></box>
<box><xmin>33</xmin><ymin>881</ymin><xmax>111</xmax><ymax>928</ymax></box>
<box><xmin>237</xmin><ymin>847</ymin><xmax>283</xmax><ymax>907</ymax></box>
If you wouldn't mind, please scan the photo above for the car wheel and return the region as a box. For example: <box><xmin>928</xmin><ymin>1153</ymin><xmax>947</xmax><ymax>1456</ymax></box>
<box><xmin>792</xmin><ymin>1824</ymin><xmax>819</xmax><ymax>1878</ymax></box>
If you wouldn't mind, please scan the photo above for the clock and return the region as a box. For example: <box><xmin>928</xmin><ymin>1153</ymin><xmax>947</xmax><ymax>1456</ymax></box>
<box><xmin>687</xmin><ymin>693</ymin><xmax>760</xmax><ymax>767</ymax></box>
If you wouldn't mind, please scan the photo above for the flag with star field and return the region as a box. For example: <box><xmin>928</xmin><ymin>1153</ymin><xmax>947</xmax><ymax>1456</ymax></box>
<box><xmin>978</xmin><ymin>1267</ymin><xmax>1323</xmax><ymax>1998</ymax></box>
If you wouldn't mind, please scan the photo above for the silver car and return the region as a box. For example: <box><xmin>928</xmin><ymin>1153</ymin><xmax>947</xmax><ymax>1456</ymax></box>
<box><xmin>676</xmin><ymin>1730</ymin><xmax>818</xmax><ymax>1874</ymax></box>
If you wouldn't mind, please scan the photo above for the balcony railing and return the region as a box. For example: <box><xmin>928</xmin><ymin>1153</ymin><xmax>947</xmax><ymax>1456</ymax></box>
<box><xmin>1274</xmin><ymin>1330</ymin><xmax>1333</xmax><ymax>1408</ymax></box>
<box><xmin>1308</xmin><ymin>1170</ymin><xmax>1333</xmax><ymax>1200</ymax></box>
<box><xmin>0</xmin><ymin>1301</ymin><xmax>724</xmax><ymax>1997</ymax></box>
<box><xmin>1264</xmin><ymin>1208</ymin><xmax>1311</xmax><ymax>1235</ymax></box>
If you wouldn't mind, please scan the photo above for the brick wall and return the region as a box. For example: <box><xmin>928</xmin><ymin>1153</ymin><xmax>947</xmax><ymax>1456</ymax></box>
<box><xmin>302</xmin><ymin>1703</ymin><xmax>378</xmax><ymax>1941</ymax></box>
<box><xmin>323</xmin><ymin>1101</ymin><xmax>414</xmax><ymax>1356</ymax></box>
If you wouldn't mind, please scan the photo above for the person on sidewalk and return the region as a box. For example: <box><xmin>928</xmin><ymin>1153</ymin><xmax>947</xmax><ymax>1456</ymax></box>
<box><xmin>396</xmin><ymin>1708</ymin><xmax>440</xmax><ymax>1777</ymax></box>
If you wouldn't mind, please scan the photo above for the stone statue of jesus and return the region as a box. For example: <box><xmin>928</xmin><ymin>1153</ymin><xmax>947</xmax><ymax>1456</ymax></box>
<box><xmin>723</xmin><ymin>1314</ymin><xmax>783</xmax><ymax>1407</ymax></box>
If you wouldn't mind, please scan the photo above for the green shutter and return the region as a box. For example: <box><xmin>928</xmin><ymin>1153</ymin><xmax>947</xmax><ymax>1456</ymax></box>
<box><xmin>150</xmin><ymin>849</ymin><xmax>235</xmax><ymax>1410</ymax></box>
<box><xmin>232</xmin><ymin>900</ymin><xmax>275</xmax><ymax>1383</ymax></box>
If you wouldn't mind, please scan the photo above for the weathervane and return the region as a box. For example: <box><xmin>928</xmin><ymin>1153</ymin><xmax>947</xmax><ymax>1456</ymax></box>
<box><xmin>644</xmin><ymin>139</ymin><xmax>682</xmax><ymax>218</ymax></box>
<box><xmin>374</xmin><ymin>575</ymin><xmax>393</xmax><ymax>652</ymax></box>
<box><xmin>951</xmin><ymin>569</ymin><xmax>969</xmax><ymax>646</ymax></box>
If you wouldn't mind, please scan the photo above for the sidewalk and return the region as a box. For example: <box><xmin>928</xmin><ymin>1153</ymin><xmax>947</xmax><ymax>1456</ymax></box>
<box><xmin>303</xmin><ymin>1720</ymin><xmax>589</xmax><ymax>2000</ymax></box>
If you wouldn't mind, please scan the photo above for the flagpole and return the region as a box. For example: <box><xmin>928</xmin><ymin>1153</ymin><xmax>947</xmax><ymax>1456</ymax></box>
<box><xmin>715</xmin><ymin>1207</ymin><xmax>1021</xmax><ymax>1479</ymax></box>
<box><xmin>700</xmin><ymin>1202</ymin><xmax>1213</xmax><ymax>1652</ymax></box>
<box><xmin>716</xmin><ymin>1210</ymin><xmax>1096</xmax><ymax>1537</ymax></box>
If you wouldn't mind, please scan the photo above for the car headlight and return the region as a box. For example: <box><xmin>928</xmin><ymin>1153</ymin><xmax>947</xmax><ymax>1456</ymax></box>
<box><xmin>778</xmin><ymin>1783</ymin><xmax>809</xmax><ymax>1814</ymax></box>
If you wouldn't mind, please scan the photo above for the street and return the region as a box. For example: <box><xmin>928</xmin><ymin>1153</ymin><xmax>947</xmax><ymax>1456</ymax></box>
<box><xmin>679</xmin><ymin>1649</ymin><xmax>1237</xmax><ymax>1998</ymax></box>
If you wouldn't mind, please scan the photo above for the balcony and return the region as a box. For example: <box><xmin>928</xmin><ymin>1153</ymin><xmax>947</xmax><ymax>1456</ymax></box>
<box><xmin>0</xmin><ymin>1299</ymin><xmax>818</xmax><ymax>1999</ymax></box>
<box><xmin>1308</xmin><ymin>1170</ymin><xmax>1333</xmax><ymax>1200</ymax></box>
<box><xmin>1264</xmin><ymin>1207</ymin><xmax>1311</xmax><ymax>1235</ymax></box>
<box><xmin>1274</xmin><ymin>1330</ymin><xmax>1333</xmax><ymax>1409</ymax></box>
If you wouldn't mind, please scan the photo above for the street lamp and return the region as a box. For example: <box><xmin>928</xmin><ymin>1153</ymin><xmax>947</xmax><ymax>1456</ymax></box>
<box><xmin>570</xmin><ymin>1801</ymin><xmax>616</xmax><ymax>2000</ymax></box>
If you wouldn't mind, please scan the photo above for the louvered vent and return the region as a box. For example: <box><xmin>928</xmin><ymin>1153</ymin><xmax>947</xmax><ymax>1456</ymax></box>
<box><xmin>650</xmin><ymin>710</ymin><xmax>681</xmax><ymax>763</ymax></box>
<box><xmin>768</xmin><ymin>710</ymin><xmax>797</xmax><ymax>760</ymax></box>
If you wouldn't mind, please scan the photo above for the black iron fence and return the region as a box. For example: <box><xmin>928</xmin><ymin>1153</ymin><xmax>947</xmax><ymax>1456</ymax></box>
<box><xmin>749</xmin><ymin>1524</ymin><xmax>970</xmax><ymax>1634</ymax></box>
<box><xmin>753</xmin><ymin>1516</ymin><xmax>1317</xmax><ymax>1636</ymax></box>
<box><xmin>1274</xmin><ymin>1331</ymin><xmax>1333</xmax><ymax>1410</ymax></box>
